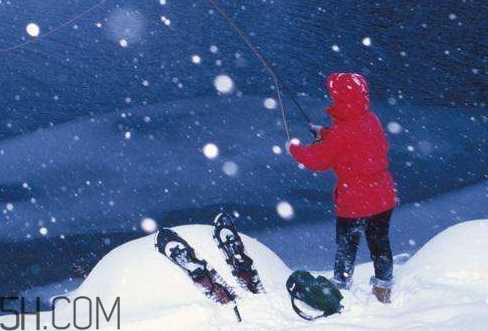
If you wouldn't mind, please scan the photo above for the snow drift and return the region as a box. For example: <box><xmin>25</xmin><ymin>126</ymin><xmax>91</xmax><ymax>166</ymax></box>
<box><xmin>400</xmin><ymin>219</ymin><xmax>488</xmax><ymax>285</ymax></box>
<box><xmin>61</xmin><ymin>225</ymin><xmax>290</xmax><ymax>316</ymax></box>
<box><xmin>1</xmin><ymin>220</ymin><xmax>487</xmax><ymax>330</ymax></box>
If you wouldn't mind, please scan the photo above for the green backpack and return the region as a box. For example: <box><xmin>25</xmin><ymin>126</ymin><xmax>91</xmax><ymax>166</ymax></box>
<box><xmin>286</xmin><ymin>270</ymin><xmax>344</xmax><ymax>320</ymax></box>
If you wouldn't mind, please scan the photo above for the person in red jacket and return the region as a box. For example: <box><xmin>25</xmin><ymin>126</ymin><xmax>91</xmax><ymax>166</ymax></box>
<box><xmin>287</xmin><ymin>73</ymin><xmax>397</xmax><ymax>303</ymax></box>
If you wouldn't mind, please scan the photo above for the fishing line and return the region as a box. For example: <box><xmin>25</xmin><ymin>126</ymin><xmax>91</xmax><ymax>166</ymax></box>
<box><xmin>208</xmin><ymin>0</ymin><xmax>313</xmax><ymax>140</ymax></box>
<box><xmin>0</xmin><ymin>0</ymin><xmax>108</xmax><ymax>53</ymax></box>
<box><xmin>1</xmin><ymin>0</ymin><xmax>311</xmax><ymax>140</ymax></box>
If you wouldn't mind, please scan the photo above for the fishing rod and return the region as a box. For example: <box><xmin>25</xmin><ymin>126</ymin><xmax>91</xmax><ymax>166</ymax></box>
<box><xmin>208</xmin><ymin>0</ymin><xmax>314</xmax><ymax>140</ymax></box>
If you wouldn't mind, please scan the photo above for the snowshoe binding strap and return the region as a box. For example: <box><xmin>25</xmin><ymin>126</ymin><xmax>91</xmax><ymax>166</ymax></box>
<box><xmin>155</xmin><ymin>228</ymin><xmax>186</xmax><ymax>254</ymax></box>
<box><xmin>155</xmin><ymin>228</ymin><xmax>238</xmax><ymax>305</ymax></box>
<box><xmin>213</xmin><ymin>212</ymin><xmax>265</xmax><ymax>294</ymax></box>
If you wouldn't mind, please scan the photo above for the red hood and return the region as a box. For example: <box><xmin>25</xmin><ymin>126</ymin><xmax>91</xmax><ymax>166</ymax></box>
<box><xmin>325</xmin><ymin>73</ymin><xmax>370</xmax><ymax>122</ymax></box>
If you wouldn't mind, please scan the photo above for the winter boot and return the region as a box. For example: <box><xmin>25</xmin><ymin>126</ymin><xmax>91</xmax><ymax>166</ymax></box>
<box><xmin>370</xmin><ymin>276</ymin><xmax>393</xmax><ymax>304</ymax></box>
<box><xmin>372</xmin><ymin>286</ymin><xmax>391</xmax><ymax>304</ymax></box>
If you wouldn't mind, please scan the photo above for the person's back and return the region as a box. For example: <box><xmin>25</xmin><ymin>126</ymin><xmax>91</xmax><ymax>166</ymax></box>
<box><xmin>334</xmin><ymin>111</ymin><xmax>388</xmax><ymax>178</ymax></box>
<box><xmin>331</xmin><ymin>111</ymin><xmax>396</xmax><ymax>218</ymax></box>
<box><xmin>289</xmin><ymin>73</ymin><xmax>396</xmax><ymax>218</ymax></box>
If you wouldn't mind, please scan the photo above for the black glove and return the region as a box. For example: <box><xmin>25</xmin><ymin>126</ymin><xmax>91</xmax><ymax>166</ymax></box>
<box><xmin>309</xmin><ymin>123</ymin><xmax>324</xmax><ymax>142</ymax></box>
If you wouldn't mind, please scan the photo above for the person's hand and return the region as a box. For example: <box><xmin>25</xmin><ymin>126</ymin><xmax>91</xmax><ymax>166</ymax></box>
<box><xmin>285</xmin><ymin>138</ymin><xmax>300</xmax><ymax>154</ymax></box>
<box><xmin>309</xmin><ymin>123</ymin><xmax>323</xmax><ymax>140</ymax></box>
<box><xmin>285</xmin><ymin>141</ymin><xmax>292</xmax><ymax>154</ymax></box>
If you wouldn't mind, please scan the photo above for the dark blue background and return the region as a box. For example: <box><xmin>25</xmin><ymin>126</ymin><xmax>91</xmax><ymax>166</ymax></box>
<box><xmin>0</xmin><ymin>0</ymin><xmax>486</xmax><ymax>138</ymax></box>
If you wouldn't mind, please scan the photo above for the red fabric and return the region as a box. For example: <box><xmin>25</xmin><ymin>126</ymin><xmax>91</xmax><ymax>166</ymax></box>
<box><xmin>289</xmin><ymin>73</ymin><xmax>397</xmax><ymax>218</ymax></box>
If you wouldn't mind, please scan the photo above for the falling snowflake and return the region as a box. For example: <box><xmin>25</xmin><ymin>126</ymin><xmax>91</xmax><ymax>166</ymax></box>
<box><xmin>362</xmin><ymin>37</ymin><xmax>372</xmax><ymax>47</ymax></box>
<box><xmin>332</xmin><ymin>44</ymin><xmax>340</xmax><ymax>52</ymax></box>
<box><xmin>39</xmin><ymin>227</ymin><xmax>48</xmax><ymax>236</ymax></box>
<box><xmin>387</xmin><ymin>121</ymin><xmax>403</xmax><ymax>134</ymax></box>
<box><xmin>119</xmin><ymin>39</ymin><xmax>128</xmax><ymax>48</ymax></box>
<box><xmin>141</xmin><ymin>218</ymin><xmax>158</xmax><ymax>233</ymax></box>
<box><xmin>272</xmin><ymin>145</ymin><xmax>282</xmax><ymax>154</ymax></box>
<box><xmin>161</xmin><ymin>16</ymin><xmax>171</xmax><ymax>26</ymax></box>
<box><xmin>264</xmin><ymin>98</ymin><xmax>277</xmax><ymax>110</ymax></box>
<box><xmin>222</xmin><ymin>161</ymin><xmax>238</xmax><ymax>176</ymax></box>
<box><xmin>192</xmin><ymin>55</ymin><xmax>202</xmax><ymax>64</ymax></box>
<box><xmin>26</xmin><ymin>23</ymin><xmax>40</xmax><ymax>37</ymax></box>
<box><xmin>203</xmin><ymin>143</ymin><xmax>219</xmax><ymax>159</ymax></box>
<box><xmin>276</xmin><ymin>201</ymin><xmax>294</xmax><ymax>220</ymax></box>
<box><xmin>213</xmin><ymin>75</ymin><xmax>234</xmax><ymax>94</ymax></box>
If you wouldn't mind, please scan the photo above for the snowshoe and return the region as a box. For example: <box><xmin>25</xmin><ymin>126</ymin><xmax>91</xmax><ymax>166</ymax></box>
<box><xmin>155</xmin><ymin>228</ymin><xmax>237</xmax><ymax>305</ymax></box>
<box><xmin>213</xmin><ymin>213</ymin><xmax>265</xmax><ymax>294</ymax></box>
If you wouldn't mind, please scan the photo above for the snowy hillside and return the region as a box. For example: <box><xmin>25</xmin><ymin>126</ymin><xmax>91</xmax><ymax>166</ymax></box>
<box><xmin>1</xmin><ymin>220</ymin><xmax>487</xmax><ymax>331</ymax></box>
<box><xmin>0</xmin><ymin>96</ymin><xmax>486</xmax><ymax>242</ymax></box>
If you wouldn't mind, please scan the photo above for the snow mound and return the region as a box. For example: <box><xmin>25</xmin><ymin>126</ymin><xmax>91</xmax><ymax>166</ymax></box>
<box><xmin>3</xmin><ymin>221</ymin><xmax>488</xmax><ymax>331</ymax></box>
<box><xmin>64</xmin><ymin>225</ymin><xmax>290</xmax><ymax>317</ymax></box>
<box><xmin>398</xmin><ymin>219</ymin><xmax>488</xmax><ymax>290</ymax></box>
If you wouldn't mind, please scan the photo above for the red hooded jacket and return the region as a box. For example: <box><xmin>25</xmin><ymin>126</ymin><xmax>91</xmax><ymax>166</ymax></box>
<box><xmin>289</xmin><ymin>73</ymin><xmax>397</xmax><ymax>218</ymax></box>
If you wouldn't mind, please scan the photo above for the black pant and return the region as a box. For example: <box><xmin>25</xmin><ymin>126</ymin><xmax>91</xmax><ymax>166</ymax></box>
<box><xmin>334</xmin><ymin>209</ymin><xmax>393</xmax><ymax>286</ymax></box>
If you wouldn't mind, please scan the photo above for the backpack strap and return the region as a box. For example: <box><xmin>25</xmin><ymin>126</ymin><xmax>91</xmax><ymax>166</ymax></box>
<box><xmin>290</xmin><ymin>296</ymin><xmax>326</xmax><ymax>321</ymax></box>
<box><xmin>286</xmin><ymin>281</ymin><xmax>326</xmax><ymax>321</ymax></box>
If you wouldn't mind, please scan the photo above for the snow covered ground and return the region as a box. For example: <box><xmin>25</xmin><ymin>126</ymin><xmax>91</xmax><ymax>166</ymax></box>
<box><xmin>1</xmin><ymin>220</ymin><xmax>487</xmax><ymax>331</ymax></box>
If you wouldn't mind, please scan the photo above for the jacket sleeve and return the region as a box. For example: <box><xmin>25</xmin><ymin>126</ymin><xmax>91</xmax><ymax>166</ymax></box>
<box><xmin>289</xmin><ymin>131</ymin><xmax>339</xmax><ymax>172</ymax></box>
